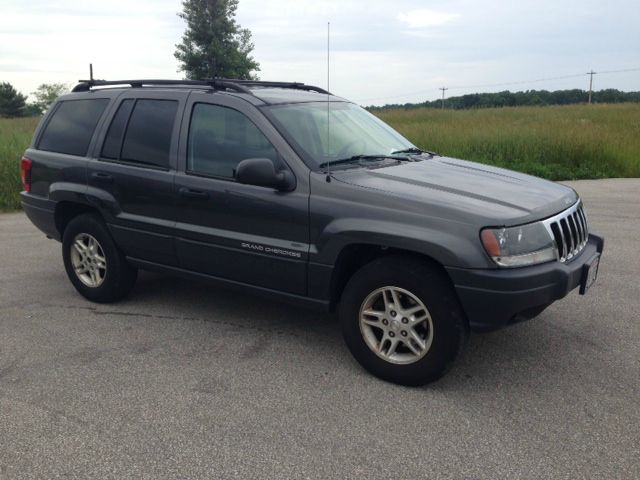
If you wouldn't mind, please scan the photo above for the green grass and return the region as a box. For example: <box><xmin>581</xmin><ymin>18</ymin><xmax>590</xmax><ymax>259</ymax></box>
<box><xmin>1</xmin><ymin>104</ymin><xmax>639</xmax><ymax>210</ymax></box>
<box><xmin>0</xmin><ymin>117</ymin><xmax>39</xmax><ymax>210</ymax></box>
<box><xmin>377</xmin><ymin>103</ymin><xmax>640</xmax><ymax>181</ymax></box>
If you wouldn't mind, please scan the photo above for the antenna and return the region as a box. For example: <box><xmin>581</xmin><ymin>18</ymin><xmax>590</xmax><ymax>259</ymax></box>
<box><xmin>326</xmin><ymin>21</ymin><xmax>331</xmax><ymax>182</ymax></box>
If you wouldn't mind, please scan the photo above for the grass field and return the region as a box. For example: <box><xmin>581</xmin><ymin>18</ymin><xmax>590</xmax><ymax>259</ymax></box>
<box><xmin>1</xmin><ymin>104</ymin><xmax>639</xmax><ymax>210</ymax></box>
<box><xmin>378</xmin><ymin>103</ymin><xmax>640</xmax><ymax>181</ymax></box>
<box><xmin>0</xmin><ymin>117</ymin><xmax>39</xmax><ymax>210</ymax></box>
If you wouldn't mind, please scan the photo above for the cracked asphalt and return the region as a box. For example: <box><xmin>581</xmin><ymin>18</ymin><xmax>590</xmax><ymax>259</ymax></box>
<box><xmin>1</xmin><ymin>178</ymin><xmax>639</xmax><ymax>479</ymax></box>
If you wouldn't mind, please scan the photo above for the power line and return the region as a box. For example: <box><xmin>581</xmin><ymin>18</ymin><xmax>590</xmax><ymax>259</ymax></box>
<box><xmin>448</xmin><ymin>73</ymin><xmax>587</xmax><ymax>91</ymax></box>
<box><xmin>354</xmin><ymin>66</ymin><xmax>640</xmax><ymax>104</ymax></box>
<box><xmin>598</xmin><ymin>67</ymin><xmax>640</xmax><ymax>74</ymax></box>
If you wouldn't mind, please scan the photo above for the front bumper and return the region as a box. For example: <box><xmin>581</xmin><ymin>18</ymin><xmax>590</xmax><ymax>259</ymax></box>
<box><xmin>446</xmin><ymin>233</ymin><xmax>605</xmax><ymax>332</ymax></box>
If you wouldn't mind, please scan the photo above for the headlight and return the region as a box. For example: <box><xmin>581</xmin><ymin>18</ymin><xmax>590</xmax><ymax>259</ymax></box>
<box><xmin>480</xmin><ymin>222</ymin><xmax>557</xmax><ymax>267</ymax></box>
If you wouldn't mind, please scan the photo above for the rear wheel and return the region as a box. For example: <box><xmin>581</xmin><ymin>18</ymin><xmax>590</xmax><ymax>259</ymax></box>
<box><xmin>339</xmin><ymin>255</ymin><xmax>467</xmax><ymax>386</ymax></box>
<box><xmin>62</xmin><ymin>214</ymin><xmax>137</xmax><ymax>303</ymax></box>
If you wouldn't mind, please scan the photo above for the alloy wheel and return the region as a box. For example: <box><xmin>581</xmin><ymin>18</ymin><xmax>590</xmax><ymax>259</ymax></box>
<box><xmin>359</xmin><ymin>286</ymin><xmax>434</xmax><ymax>365</ymax></box>
<box><xmin>69</xmin><ymin>233</ymin><xmax>107</xmax><ymax>288</ymax></box>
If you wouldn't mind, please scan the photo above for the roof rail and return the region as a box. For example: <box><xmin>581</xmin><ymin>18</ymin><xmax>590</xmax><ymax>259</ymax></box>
<box><xmin>71</xmin><ymin>78</ymin><xmax>331</xmax><ymax>95</ymax></box>
<box><xmin>227</xmin><ymin>80</ymin><xmax>330</xmax><ymax>95</ymax></box>
<box><xmin>71</xmin><ymin>79</ymin><xmax>252</xmax><ymax>94</ymax></box>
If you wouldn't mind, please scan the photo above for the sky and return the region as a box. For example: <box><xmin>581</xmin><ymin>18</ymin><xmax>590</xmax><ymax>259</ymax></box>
<box><xmin>1</xmin><ymin>0</ymin><xmax>638</xmax><ymax>105</ymax></box>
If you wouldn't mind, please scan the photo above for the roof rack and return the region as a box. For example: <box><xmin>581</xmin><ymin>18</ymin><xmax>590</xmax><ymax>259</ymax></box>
<box><xmin>71</xmin><ymin>78</ymin><xmax>330</xmax><ymax>95</ymax></box>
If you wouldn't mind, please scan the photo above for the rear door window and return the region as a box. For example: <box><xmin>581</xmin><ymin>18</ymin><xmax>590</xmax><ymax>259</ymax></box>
<box><xmin>38</xmin><ymin>98</ymin><xmax>109</xmax><ymax>156</ymax></box>
<box><xmin>101</xmin><ymin>99</ymin><xmax>178</xmax><ymax>169</ymax></box>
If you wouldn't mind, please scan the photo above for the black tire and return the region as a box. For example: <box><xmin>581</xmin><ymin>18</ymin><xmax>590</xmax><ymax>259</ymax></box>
<box><xmin>339</xmin><ymin>255</ymin><xmax>468</xmax><ymax>386</ymax></box>
<box><xmin>62</xmin><ymin>213</ymin><xmax>137</xmax><ymax>303</ymax></box>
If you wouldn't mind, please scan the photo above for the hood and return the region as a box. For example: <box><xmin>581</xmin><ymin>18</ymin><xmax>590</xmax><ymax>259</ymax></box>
<box><xmin>330</xmin><ymin>156</ymin><xmax>578</xmax><ymax>226</ymax></box>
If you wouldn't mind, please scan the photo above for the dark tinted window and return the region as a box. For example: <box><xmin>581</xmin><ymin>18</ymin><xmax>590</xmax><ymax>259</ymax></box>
<box><xmin>120</xmin><ymin>99</ymin><xmax>178</xmax><ymax>169</ymax></box>
<box><xmin>101</xmin><ymin>99</ymin><xmax>134</xmax><ymax>159</ymax></box>
<box><xmin>188</xmin><ymin>103</ymin><xmax>277</xmax><ymax>178</ymax></box>
<box><xmin>38</xmin><ymin>99</ymin><xmax>109</xmax><ymax>156</ymax></box>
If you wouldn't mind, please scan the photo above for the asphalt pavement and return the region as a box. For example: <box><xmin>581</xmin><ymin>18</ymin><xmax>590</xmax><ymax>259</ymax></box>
<box><xmin>1</xmin><ymin>179</ymin><xmax>639</xmax><ymax>479</ymax></box>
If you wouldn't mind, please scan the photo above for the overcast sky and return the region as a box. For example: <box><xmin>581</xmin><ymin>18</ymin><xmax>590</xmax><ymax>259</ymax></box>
<box><xmin>1</xmin><ymin>0</ymin><xmax>638</xmax><ymax>105</ymax></box>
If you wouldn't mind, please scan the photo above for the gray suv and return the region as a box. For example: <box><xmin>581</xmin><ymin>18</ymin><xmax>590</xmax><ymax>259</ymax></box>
<box><xmin>20</xmin><ymin>79</ymin><xmax>604</xmax><ymax>385</ymax></box>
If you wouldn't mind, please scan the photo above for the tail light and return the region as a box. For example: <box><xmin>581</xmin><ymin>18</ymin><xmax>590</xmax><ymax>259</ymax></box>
<box><xmin>21</xmin><ymin>157</ymin><xmax>33</xmax><ymax>193</ymax></box>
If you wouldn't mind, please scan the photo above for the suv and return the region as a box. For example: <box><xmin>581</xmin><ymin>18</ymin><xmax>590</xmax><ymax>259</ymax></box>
<box><xmin>21</xmin><ymin>78</ymin><xmax>604</xmax><ymax>385</ymax></box>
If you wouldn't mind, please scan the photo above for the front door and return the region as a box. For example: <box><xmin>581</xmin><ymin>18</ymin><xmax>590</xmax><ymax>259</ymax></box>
<box><xmin>173</xmin><ymin>93</ymin><xmax>310</xmax><ymax>295</ymax></box>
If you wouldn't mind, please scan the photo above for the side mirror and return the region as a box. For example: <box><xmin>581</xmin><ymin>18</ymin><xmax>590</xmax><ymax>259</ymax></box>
<box><xmin>235</xmin><ymin>158</ymin><xmax>295</xmax><ymax>192</ymax></box>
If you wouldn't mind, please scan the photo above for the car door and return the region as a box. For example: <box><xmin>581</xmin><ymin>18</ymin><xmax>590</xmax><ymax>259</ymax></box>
<box><xmin>87</xmin><ymin>90</ymin><xmax>187</xmax><ymax>266</ymax></box>
<box><xmin>173</xmin><ymin>92</ymin><xmax>310</xmax><ymax>295</ymax></box>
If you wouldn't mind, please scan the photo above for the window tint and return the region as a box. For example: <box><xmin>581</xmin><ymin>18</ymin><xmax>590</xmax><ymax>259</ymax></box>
<box><xmin>188</xmin><ymin>103</ymin><xmax>278</xmax><ymax>179</ymax></box>
<box><xmin>38</xmin><ymin>99</ymin><xmax>109</xmax><ymax>156</ymax></box>
<box><xmin>120</xmin><ymin>99</ymin><xmax>178</xmax><ymax>169</ymax></box>
<box><xmin>101</xmin><ymin>99</ymin><xmax>134</xmax><ymax>159</ymax></box>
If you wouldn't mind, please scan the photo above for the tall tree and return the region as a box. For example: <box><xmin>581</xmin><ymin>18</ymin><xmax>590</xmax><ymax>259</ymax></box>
<box><xmin>31</xmin><ymin>83</ymin><xmax>68</xmax><ymax>114</ymax></box>
<box><xmin>175</xmin><ymin>0</ymin><xmax>260</xmax><ymax>80</ymax></box>
<box><xmin>0</xmin><ymin>82</ymin><xmax>27</xmax><ymax>118</ymax></box>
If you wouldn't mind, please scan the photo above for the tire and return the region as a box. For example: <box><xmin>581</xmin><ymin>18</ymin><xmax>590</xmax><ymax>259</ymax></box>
<box><xmin>339</xmin><ymin>255</ymin><xmax>468</xmax><ymax>386</ymax></box>
<box><xmin>62</xmin><ymin>213</ymin><xmax>137</xmax><ymax>303</ymax></box>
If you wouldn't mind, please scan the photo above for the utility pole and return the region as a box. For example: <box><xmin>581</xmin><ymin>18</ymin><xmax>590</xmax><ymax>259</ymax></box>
<box><xmin>89</xmin><ymin>63</ymin><xmax>94</xmax><ymax>81</ymax></box>
<box><xmin>439</xmin><ymin>87</ymin><xmax>448</xmax><ymax>109</ymax></box>
<box><xmin>587</xmin><ymin>70</ymin><xmax>596</xmax><ymax>104</ymax></box>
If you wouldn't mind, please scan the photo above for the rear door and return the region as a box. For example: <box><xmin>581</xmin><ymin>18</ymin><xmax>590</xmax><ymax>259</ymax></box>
<box><xmin>88</xmin><ymin>90</ymin><xmax>187</xmax><ymax>265</ymax></box>
<box><xmin>173</xmin><ymin>92</ymin><xmax>310</xmax><ymax>295</ymax></box>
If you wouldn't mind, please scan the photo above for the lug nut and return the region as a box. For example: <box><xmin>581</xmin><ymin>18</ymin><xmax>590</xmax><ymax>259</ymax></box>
<box><xmin>390</xmin><ymin>310</ymin><xmax>397</xmax><ymax>317</ymax></box>
<box><xmin>401</xmin><ymin>331</ymin><xmax>408</xmax><ymax>336</ymax></box>
<box><xmin>401</xmin><ymin>317</ymin><xmax>408</xmax><ymax>324</ymax></box>
<box><xmin>382</xmin><ymin>319</ymin><xmax>388</xmax><ymax>325</ymax></box>
<box><xmin>389</xmin><ymin>332</ymin><xmax>395</xmax><ymax>337</ymax></box>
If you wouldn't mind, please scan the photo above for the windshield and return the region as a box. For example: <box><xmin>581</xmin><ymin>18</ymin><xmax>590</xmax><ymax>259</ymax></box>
<box><xmin>267</xmin><ymin>102</ymin><xmax>416</xmax><ymax>168</ymax></box>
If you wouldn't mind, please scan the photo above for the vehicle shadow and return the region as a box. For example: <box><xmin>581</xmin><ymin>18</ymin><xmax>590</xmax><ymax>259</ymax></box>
<box><xmin>125</xmin><ymin>271</ymin><xmax>598</xmax><ymax>393</ymax></box>
<box><xmin>128</xmin><ymin>270</ymin><xmax>341</xmax><ymax>337</ymax></box>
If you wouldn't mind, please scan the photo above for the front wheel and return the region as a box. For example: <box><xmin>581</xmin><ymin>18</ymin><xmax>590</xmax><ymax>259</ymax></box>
<box><xmin>62</xmin><ymin>214</ymin><xmax>137</xmax><ymax>303</ymax></box>
<box><xmin>339</xmin><ymin>256</ymin><xmax>467</xmax><ymax>386</ymax></box>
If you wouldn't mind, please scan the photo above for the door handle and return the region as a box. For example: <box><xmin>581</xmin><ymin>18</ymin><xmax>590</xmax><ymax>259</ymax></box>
<box><xmin>178</xmin><ymin>187</ymin><xmax>209</xmax><ymax>200</ymax></box>
<box><xmin>91</xmin><ymin>172</ymin><xmax>114</xmax><ymax>183</ymax></box>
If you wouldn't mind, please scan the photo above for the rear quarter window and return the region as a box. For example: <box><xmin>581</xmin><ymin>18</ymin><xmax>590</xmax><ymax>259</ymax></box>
<box><xmin>37</xmin><ymin>98</ymin><xmax>110</xmax><ymax>156</ymax></box>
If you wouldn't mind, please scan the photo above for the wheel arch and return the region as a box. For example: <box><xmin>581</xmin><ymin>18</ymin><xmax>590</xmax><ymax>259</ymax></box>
<box><xmin>54</xmin><ymin>201</ymin><xmax>102</xmax><ymax>239</ymax></box>
<box><xmin>328</xmin><ymin>242</ymin><xmax>456</xmax><ymax>311</ymax></box>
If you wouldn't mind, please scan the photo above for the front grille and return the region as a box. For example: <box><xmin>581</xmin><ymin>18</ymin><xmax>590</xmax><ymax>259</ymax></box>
<box><xmin>542</xmin><ymin>201</ymin><xmax>589</xmax><ymax>263</ymax></box>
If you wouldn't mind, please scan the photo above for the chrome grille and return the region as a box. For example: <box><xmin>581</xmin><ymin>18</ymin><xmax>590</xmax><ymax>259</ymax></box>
<box><xmin>542</xmin><ymin>201</ymin><xmax>589</xmax><ymax>263</ymax></box>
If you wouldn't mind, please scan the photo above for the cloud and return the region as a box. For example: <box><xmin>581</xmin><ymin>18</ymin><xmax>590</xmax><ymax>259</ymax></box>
<box><xmin>0</xmin><ymin>0</ymin><xmax>638</xmax><ymax>106</ymax></box>
<box><xmin>397</xmin><ymin>9</ymin><xmax>460</xmax><ymax>28</ymax></box>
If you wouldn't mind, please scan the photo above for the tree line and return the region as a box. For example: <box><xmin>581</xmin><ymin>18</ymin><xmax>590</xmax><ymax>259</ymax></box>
<box><xmin>0</xmin><ymin>82</ymin><xmax>68</xmax><ymax>118</ymax></box>
<box><xmin>367</xmin><ymin>89</ymin><xmax>640</xmax><ymax>112</ymax></box>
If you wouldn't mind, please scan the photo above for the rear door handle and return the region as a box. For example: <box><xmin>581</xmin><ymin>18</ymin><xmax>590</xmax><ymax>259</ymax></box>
<box><xmin>91</xmin><ymin>172</ymin><xmax>114</xmax><ymax>183</ymax></box>
<box><xmin>178</xmin><ymin>187</ymin><xmax>209</xmax><ymax>200</ymax></box>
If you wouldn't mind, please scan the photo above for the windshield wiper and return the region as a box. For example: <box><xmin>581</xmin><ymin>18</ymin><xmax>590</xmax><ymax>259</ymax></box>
<box><xmin>318</xmin><ymin>155</ymin><xmax>406</xmax><ymax>169</ymax></box>
<box><xmin>391</xmin><ymin>147</ymin><xmax>436</xmax><ymax>157</ymax></box>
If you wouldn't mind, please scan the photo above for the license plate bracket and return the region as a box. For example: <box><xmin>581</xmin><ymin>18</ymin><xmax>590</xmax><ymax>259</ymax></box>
<box><xmin>579</xmin><ymin>253</ymin><xmax>600</xmax><ymax>295</ymax></box>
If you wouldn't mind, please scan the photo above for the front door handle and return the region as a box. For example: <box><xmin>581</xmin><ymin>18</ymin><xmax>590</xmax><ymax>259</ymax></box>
<box><xmin>91</xmin><ymin>172</ymin><xmax>114</xmax><ymax>183</ymax></box>
<box><xmin>178</xmin><ymin>187</ymin><xmax>209</xmax><ymax>200</ymax></box>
